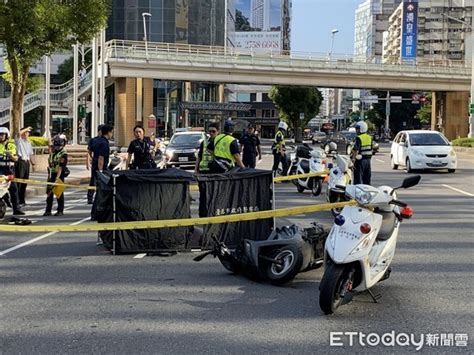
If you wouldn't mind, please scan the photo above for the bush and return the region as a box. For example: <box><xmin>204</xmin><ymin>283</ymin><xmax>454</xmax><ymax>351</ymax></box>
<box><xmin>29</xmin><ymin>136</ymin><xmax>49</xmax><ymax>147</ymax></box>
<box><xmin>451</xmin><ymin>137</ymin><xmax>474</xmax><ymax>148</ymax></box>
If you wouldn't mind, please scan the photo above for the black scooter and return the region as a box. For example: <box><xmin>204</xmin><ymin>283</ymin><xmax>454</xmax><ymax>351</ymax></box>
<box><xmin>194</xmin><ymin>223</ymin><xmax>328</xmax><ymax>285</ymax></box>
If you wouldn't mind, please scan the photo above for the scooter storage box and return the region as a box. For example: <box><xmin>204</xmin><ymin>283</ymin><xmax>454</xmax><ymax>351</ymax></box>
<box><xmin>296</xmin><ymin>145</ymin><xmax>312</xmax><ymax>159</ymax></box>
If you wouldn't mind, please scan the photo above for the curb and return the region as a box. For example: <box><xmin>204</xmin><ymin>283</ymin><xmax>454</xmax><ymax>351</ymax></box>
<box><xmin>453</xmin><ymin>146</ymin><xmax>474</xmax><ymax>153</ymax></box>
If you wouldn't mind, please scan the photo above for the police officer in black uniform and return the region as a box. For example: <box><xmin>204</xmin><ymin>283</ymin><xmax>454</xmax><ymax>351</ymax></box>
<box><xmin>239</xmin><ymin>124</ymin><xmax>262</xmax><ymax>168</ymax></box>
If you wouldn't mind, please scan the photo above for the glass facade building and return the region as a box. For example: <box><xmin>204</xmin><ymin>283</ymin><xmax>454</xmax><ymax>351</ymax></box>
<box><xmin>106</xmin><ymin>0</ymin><xmax>226</xmax><ymax>46</ymax></box>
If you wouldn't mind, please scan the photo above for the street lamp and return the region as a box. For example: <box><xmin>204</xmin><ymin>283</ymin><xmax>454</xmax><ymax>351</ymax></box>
<box><xmin>328</xmin><ymin>29</ymin><xmax>339</xmax><ymax>59</ymax></box>
<box><xmin>441</xmin><ymin>13</ymin><xmax>473</xmax><ymax>138</ymax></box>
<box><xmin>142</xmin><ymin>12</ymin><xmax>152</xmax><ymax>60</ymax></box>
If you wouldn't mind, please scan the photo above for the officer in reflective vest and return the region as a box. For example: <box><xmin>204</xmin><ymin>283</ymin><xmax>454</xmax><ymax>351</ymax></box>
<box><xmin>0</xmin><ymin>127</ymin><xmax>24</xmax><ymax>215</ymax></box>
<box><xmin>272</xmin><ymin>121</ymin><xmax>289</xmax><ymax>176</ymax></box>
<box><xmin>44</xmin><ymin>135</ymin><xmax>68</xmax><ymax>216</ymax></box>
<box><xmin>195</xmin><ymin>123</ymin><xmax>219</xmax><ymax>174</ymax></box>
<box><xmin>207</xmin><ymin>120</ymin><xmax>244</xmax><ymax>173</ymax></box>
<box><xmin>351</xmin><ymin>121</ymin><xmax>373</xmax><ymax>185</ymax></box>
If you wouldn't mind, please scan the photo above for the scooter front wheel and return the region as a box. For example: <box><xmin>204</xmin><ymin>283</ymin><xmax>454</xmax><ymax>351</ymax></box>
<box><xmin>0</xmin><ymin>200</ymin><xmax>6</xmax><ymax>219</ymax></box>
<box><xmin>311</xmin><ymin>178</ymin><xmax>322</xmax><ymax>196</ymax></box>
<box><xmin>319</xmin><ymin>263</ymin><xmax>348</xmax><ymax>315</ymax></box>
<box><xmin>217</xmin><ymin>254</ymin><xmax>239</xmax><ymax>274</ymax></box>
<box><xmin>264</xmin><ymin>244</ymin><xmax>303</xmax><ymax>286</ymax></box>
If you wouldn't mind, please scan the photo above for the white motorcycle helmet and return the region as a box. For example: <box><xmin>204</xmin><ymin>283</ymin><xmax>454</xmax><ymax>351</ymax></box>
<box><xmin>355</xmin><ymin>121</ymin><xmax>368</xmax><ymax>133</ymax></box>
<box><xmin>0</xmin><ymin>127</ymin><xmax>10</xmax><ymax>138</ymax></box>
<box><xmin>278</xmin><ymin>121</ymin><xmax>288</xmax><ymax>131</ymax></box>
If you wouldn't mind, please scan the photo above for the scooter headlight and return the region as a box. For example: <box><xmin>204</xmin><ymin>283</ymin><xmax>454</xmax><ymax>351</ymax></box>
<box><xmin>350</xmin><ymin>234</ymin><xmax>373</xmax><ymax>255</ymax></box>
<box><xmin>355</xmin><ymin>186</ymin><xmax>376</xmax><ymax>205</ymax></box>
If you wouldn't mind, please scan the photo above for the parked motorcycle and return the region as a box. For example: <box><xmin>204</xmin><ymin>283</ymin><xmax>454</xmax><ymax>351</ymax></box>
<box><xmin>288</xmin><ymin>144</ymin><xmax>327</xmax><ymax>196</ymax></box>
<box><xmin>319</xmin><ymin>175</ymin><xmax>420</xmax><ymax>314</ymax></box>
<box><xmin>108</xmin><ymin>152</ymin><xmax>127</xmax><ymax>171</ymax></box>
<box><xmin>194</xmin><ymin>223</ymin><xmax>328</xmax><ymax>286</ymax></box>
<box><xmin>326</xmin><ymin>153</ymin><xmax>352</xmax><ymax>217</ymax></box>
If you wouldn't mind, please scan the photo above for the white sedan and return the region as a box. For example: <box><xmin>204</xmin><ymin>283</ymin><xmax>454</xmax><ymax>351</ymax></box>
<box><xmin>390</xmin><ymin>130</ymin><xmax>457</xmax><ymax>173</ymax></box>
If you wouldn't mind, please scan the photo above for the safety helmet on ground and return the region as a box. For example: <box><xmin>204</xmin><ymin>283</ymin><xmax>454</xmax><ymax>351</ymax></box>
<box><xmin>0</xmin><ymin>127</ymin><xmax>10</xmax><ymax>138</ymax></box>
<box><xmin>278</xmin><ymin>121</ymin><xmax>288</xmax><ymax>131</ymax></box>
<box><xmin>355</xmin><ymin>121</ymin><xmax>368</xmax><ymax>133</ymax></box>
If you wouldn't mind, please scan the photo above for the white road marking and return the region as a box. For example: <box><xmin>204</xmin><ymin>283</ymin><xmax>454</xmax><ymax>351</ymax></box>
<box><xmin>134</xmin><ymin>253</ymin><xmax>147</xmax><ymax>259</ymax></box>
<box><xmin>442</xmin><ymin>184</ymin><xmax>474</xmax><ymax>197</ymax></box>
<box><xmin>0</xmin><ymin>216</ymin><xmax>91</xmax><ymax>256</ymax></box>
<box><xmin>376</xmin><ymin>159</ymin><xmax>385</xmax><ymax>163</ymax></box>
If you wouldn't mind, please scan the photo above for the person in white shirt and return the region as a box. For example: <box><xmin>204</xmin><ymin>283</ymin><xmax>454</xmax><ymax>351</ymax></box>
<box><xmin>15</xmin><ymin>126</ymin><xmax>34</xmax><ymax>206</ymax></box>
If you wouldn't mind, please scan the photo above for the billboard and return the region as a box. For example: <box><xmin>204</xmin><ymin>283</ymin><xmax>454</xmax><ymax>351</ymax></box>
<box><xmin>234</xmin><ymin>0</ymin><xmax>283</xmax><ymax>53</ymax></box>
<box><xmin>401</xmin><ymin>0</ymin><xmax>418</xmax><ymax>64</ymax></box>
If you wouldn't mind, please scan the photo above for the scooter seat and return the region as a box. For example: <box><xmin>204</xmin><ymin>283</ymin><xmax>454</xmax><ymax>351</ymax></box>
<box><xmin>377</xmin><ymin>212</ymin><xmax>396</xmax><ymax>241</ymax></box>
<box><xmin>300</xmin><ymin>159</ymin><xmax>310</xmax><ymax>173</ymax></box>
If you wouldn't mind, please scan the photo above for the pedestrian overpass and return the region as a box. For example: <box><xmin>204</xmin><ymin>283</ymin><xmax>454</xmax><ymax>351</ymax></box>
<box><xmin>104</xmin><ymin>40</ymin><xmax>471</xmax><ymax>92</ymax></box>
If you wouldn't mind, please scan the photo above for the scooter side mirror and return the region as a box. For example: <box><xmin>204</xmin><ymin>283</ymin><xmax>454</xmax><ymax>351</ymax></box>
<box><xmin>401</xmin><ymin>175</ymin><xmax>421</xmax><ymax>189</ymax></box>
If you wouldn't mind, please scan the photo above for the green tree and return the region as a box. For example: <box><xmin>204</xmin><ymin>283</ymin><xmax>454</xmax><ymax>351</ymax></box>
<box><xmin>269</xmin><ymin>86</ymin><xmax>323</xmax><ymax>141</ymax></box>
<box><xmin>57</xmin><ymin>51</ymin><xmax>93</xmax><ymax>84</ymax></box>
<box><xmin>415</xmin><ymin>94</ymin><xmax>432</xmax><ymax>125</ymax></box>
<box><xmin>0</xmin><ymin>0</ymin><xmax>110</xmax><ymax>136</ymax></box>
<box><xmin>235</xmin><ymin>9</ymin><xmax>252</xmax><ymax>31</ymax></box>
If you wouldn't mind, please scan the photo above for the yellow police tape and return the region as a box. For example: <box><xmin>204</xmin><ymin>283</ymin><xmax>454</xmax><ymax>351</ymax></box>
<box><xmin>10</xmin><ymin>170</ymin><xmax>329</xmax><ymax>192</ymax></box>
<box><xmin>0</xmin><ymin>200</ymin><xmax>355</xmax><ymax>233</ymax></box>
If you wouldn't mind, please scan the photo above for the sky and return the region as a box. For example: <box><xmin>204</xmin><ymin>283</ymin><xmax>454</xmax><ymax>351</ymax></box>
<box><xmin>291</xmin><ymin>0</ymin><xmax>362</xmax><ymax>55</ymax></box>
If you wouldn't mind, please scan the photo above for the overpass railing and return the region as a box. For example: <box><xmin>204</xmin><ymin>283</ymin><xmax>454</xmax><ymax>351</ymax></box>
<box><xmin>105</xmin><ymin>39</ymin><xmax>471</xmax><ymax>78</ymax></box>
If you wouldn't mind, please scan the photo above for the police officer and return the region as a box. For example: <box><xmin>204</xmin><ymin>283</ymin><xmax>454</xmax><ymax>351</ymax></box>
<box><xmin>239</xmin><ymin>124</ymin><xmax>262</xmax><ymax>168</ymax></box>
<box><xmin>351</xmin><ymin>121</ymin><xmax>373</xmax><ymax>185</ymax></box>
<box><xmin>0</xmin><ymin>127</ymin><xmax>24</xmax><ymax>215</ymax></box>
<box><xmin>207</xmin><ymin>120</ymin><xmax>244</xmax><ymax>173</ymax></box>
<box><xmin>44</xmin><ymin>136</ymin><xmax>68</xmax><ymax>216</ymax></box>
<box><xmin>86</xmin><ymin>124</ymin><xmax>103</xmax><ymax>204</ymax></box>
<box><xmin>272</xmin><ymin>121</ymin><xmax>289</xmax><ymax>176</ymax></box>
<box><xmin>195</xmin><ymin>122</ymin><xmax>219</xmax><ymax>174</ymax></box>
<box><xmin>126</xmin><ymin>125</ymin><xmax>156</xmax><ymax>169</ymax></box>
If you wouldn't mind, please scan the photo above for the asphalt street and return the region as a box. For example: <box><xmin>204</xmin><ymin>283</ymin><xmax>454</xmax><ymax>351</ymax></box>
<box><xmin>0</xmin><ymin>145</ymin><xmax>473</xmax><ymax>354</ymax></box>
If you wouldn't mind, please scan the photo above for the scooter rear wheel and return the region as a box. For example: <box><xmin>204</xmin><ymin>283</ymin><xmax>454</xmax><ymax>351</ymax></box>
<box><xmin>264</xmin><ymin>244</ymin><xmax>303</xmax><ymax>286</ymax></box>
<box><xmin>319</xmin><ymin>263</ymin><xmax>347</xmax><ymax>315</ymax></box>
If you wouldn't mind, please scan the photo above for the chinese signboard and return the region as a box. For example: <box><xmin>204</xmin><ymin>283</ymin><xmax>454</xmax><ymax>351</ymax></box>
<box><xmin>401</xmin><ymin>0</ymin><xmax>418</xmax><ymax>64</ymax></box>
<box><xmin>234</xmin><ymin>31</ymin><xmax>281</xmax><ymax>52</ymax></box>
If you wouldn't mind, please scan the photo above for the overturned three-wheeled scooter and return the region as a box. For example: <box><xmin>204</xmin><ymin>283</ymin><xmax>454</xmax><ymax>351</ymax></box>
<box><xmin>194</xmin><ymin>223</ymin><xmax>329</xmax><ymax>285</ymax></box>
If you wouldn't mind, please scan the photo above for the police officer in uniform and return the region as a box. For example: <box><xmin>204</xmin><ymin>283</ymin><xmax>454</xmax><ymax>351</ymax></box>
<box><xmin>86</xmin><ymin>124</ymin><xmax>103</xmax><ymax>204</ymax></box>
<box><xmin>44</xmin><ymin>136</ymin><xmax>68</xmax><ymax>216</ymax></box>
<box><xmin>351</xmin><ymin>121</ymin><xmax>373</xmax><ymax>185</ymax></box>
<box><xmin>195</xmin><ymin>122</ymin><xmax>219</xmax><ymax>174</ymax></box>
<box><xmin>207</xmin><ymin>120</ymin><xmax>244</xmax><ymax>173</ymax></box>
<box><xmin>239</xmin><ymin>124</ymin><xmax>262</xmax><ymax>168</ymax></box>
<box><xmin>0</xmin><ymin>127</ymin><xmax>24</xmax><ymax>215</ymax></box>
<box><xmin>272</xmin><ymin>121</ymin><xmax>289</xmax><ymax>176</ymax></box>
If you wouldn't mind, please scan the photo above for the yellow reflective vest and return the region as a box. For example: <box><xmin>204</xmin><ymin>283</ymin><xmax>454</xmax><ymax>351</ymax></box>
<box><xmin>274</xmin><ymin>130</ymin><xmax>285</xmax><ymax>151</ymax></box>
<box><xmin>0</xmin><ymin>141</ymin><xmax>16</xmax><ymax>168</ymax></box>
<box><xmin>213</xmin><ymin>133</ymin><xmax>236</xmax><ymax>166</ymax></box>
<box><xmin>198</xmin><ymin>138</ymin><xmax>213</xmax><ymax>172</ymax></box>
<box><xmin>358</xmin><ymin>133</ymin><xmax>373</xmax><ymax>157</ymax></box>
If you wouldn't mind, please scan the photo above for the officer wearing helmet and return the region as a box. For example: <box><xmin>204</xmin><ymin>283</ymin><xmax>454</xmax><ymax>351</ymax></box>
<box><xmin>207</xmin><ymin>120</ymin><xmax>244</xmax><ymax>173</ymax></box>
<box><xmin>44</xmin><ymin>135</ymin><xmax>68</xmax><ymax>216</ymax></box>
<box><xmin>0</xmin><ymin>127</ymin><xmax>24</xmax><ymax>215</ymax></box>
<box><xmin>351</xmin><ymin>121</ymin><xmax>373</xmax><ymax>185</ymax></box>
<box><xmin>272</xmin><ymin>121</ymin><xmax>289</xmax><ymax>176</ymax></box>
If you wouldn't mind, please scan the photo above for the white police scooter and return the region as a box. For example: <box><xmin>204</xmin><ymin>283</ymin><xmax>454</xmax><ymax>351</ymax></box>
<box><xmin>0</xmin><ymin>174</ymin><xmax>13</xmax><ymax>218</ymax></box>
<box><xmin>288</xmin><ymin>144</ymin><xmax>327</xmax><ymax>196</ymax></box>
<box><xmin>319</xmin><ymin>175</ymin><xmax>421</xmax><ymax>315</ymax></box>
<box><xmin>326</xmin><ymin>144</ymin><xmax>353</xmax><ymax>216</ymax></box>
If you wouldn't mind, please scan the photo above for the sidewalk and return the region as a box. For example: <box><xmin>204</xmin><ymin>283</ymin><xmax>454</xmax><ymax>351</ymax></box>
<box><xmin>453</xmin><ymin>146</ymin><xmax>474</xmax><ymax>154</ymax></box>
<box><xmin>25</xmin><ymin>165</ymin><xmax>92</xmax><ymax>199</ymax></box>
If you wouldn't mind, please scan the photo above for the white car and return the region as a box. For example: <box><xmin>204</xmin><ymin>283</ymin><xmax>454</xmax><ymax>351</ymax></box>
<box><xmin>390</xmin><ymin>130</ymin><xmax>457</xmax><ymax>173</ymax></box>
